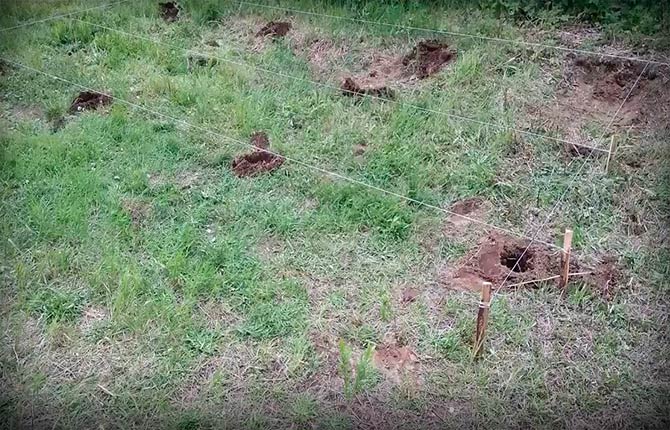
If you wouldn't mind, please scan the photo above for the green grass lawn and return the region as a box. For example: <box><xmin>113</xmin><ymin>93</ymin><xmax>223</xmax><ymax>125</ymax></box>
<box><xmin>1</xmin><ymin>0</ymin><xmax>669</xmax><ymax>428</ymax></box>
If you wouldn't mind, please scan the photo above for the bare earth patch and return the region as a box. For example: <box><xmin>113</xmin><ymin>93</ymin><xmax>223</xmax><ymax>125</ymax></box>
<box><xmin>256</xmin><ymin>21</ymin><xmax>292</xmax><ymax>38</ymax></box>
<box><xmin>340</xmin><ymin>40</ymin><xmax>456</xmax><ymax>97</ymax></box>
<box><xmin>68</xmin><ymin>91</ymin><xmax>112</xmax><ymax>114</ymax></box>
<box><xmin>442</xmin><ymin>233</ymin><xmax>625</xmax><ymax>294</ymax></box>
<box><xmin>231</xmin><ymin>131</ymin><xmax>285</xmax><ymax>177</ymax></box>
<box><xmin>373</xmin><ymin>342</ymin><xmax>419</xmax><ymax>385</ymax></box>
<box><xmin>159</xmin><ymin>2</ymin><xmax>180</xmax><ymax>22</ymax></box>
<box><xmin>540</xmin><ymin>54</ymin><xmax>669</xmax><ymax>155</ymax></box>
<box><xmin>442</xmin><ymin>233</ymin><xmax>563</xmax><ymax>291</ymax></box>
<box><xmin>122</xmin><ymin>198</ymin><xmax>151</xmax><ymax>227</ymax></box>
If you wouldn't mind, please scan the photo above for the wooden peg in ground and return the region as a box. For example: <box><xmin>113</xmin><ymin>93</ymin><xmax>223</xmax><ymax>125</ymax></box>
<box><xmin>559</xmin><ymin>229</ymin><xmax>573</xmax><ymax>289</ymax></box>
<box><xmin>473</xmin><ymin>281</ymin><xmax>492</xmax><ymax>358</ymax></box>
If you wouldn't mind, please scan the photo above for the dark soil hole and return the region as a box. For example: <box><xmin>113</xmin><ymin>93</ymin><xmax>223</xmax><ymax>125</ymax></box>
<box><xmin>500</xmin><ymin>246</ymin><xmax>532</xmax><ymax>272</ymax></box>
<box><xmin>68</xmin><ymin>91</ymin><xmax>112</xmax><ymax>114</ymax></box>
<box><xmin>341</xmin><ymin>77</ymin><xmax>394</xmax><ymax>99</ymax></box>
<box><xmin>257</xmin><ymin>21</ymin><xmax>291</xmax><ymax>38</ymax></box>
<box><xmin>159</xmin><ymin>2</ymin><xmax>180</xmax><ymax>22</ymax></box>
<box><xmin>402</xmin><ymin>40</ymin><xmax>456</xmax><ymax>79</ymax></box>
<box><xmin>232</xmin><ymin>132</ymin><xmax>284</xmax><ymax>177</ymax></box>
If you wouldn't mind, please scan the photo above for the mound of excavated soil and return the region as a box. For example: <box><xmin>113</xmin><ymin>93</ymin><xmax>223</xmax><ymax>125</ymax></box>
<box><xmin>567</xmin><ymin>55</ymin><xmax>649</xmax><ymax>103</ymax></box>
<box><xmin>256</xmin><ymin>21</ymin><xmax>291</xmax><ymax>38</ymax></box>
<box><xmin>159</xmin><ymin>2</ymin><xmax>180</xmax><ymax>22</ymax></box>
<box><xmin>231</xmin><ymin>132</ymin><xmax>284</xmax><ymax>177</ymax></box>
<box><xmin>402</xmin><ymin>40</ymin><xmax>456</xmax><ymax>79</ymax></box>
<box><xmin>442</xmin><ymin>233</ymin><xmax>624</xmax><ymax>295</ymax></box>
<box><xmin>338</xmin><ymin>39</ymin><xmax>456</xmax><ymax>98</ymax></box>
<box><xmin>68</xmin><ymin>91</ymin><xmax>112</xmax><ymax>113</ymax></box>
<box><xmin>542</xmin><ymin>54</ymin><xmax>669</xmax><ymax>156</ymax></box>
<box><xmin>341</xmin><ymin>77</ymin><xmax>394</xmax><ymax>99</ymax></box>
<box><xmin>442</xmin><ymin>233</ymin><xmax>563</xmax><ymax>291</ymax></box>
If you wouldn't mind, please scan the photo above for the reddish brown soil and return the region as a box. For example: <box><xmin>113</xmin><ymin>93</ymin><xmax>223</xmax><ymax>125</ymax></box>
<box><xmin>450</xmin><ymin>198</ymin><xmax>482</xmax><ymax>216</ymax></box>
<box><xmin>443</xmin><ymin>233</ymin><xmax>563</xmax><ymax>291</ymax></box>
<box><xmin>232</xmin><ymin>132</ymin><xmax>284</xmax><ymax>177</ymax></box>
<box><xmin>400</xmin><ymin>287</ymin><xmax>419</xmax><ymax>304</ymax></box>
<box><xmin>591</xmin><ymin>256</ymin><xmax>622</xmax><ymax>299</ymax></box>
<box><xmin>544</xmin><ymin>54</ymin><xmax>669</xmax><ymax>157</ymax></box>
<box><xmin>336</xmin><ymin>40</ymin><xmax>455</xmax><ymax>99</ymax></box>
<box><xmin>256</xmin><ymin>21</ymin><xmax>291</xmax><ymax>38</ymax></box>
<box><xmin>373</xmin><ymin>343</ymin><xmax>419</xmax><ymax>384</ymax></box>
<box><xmin>341</xmin><ymin>77</ymin><xmax>395</xmax><ymax>99</ymax></box>
<box><xmin>68</xmin><ymin>91</ymin><xmax>112</xmax><ymax>114</ymax></box>
<box><xmin>402</xmin><ymin>40</ymin><xmax>456</xmax><ymax>79</ymax></box>
<box><xmin>159</xmin><ymin>2</ymin><xmax>180</xmax><ymax>22</ymax></box>
<box><xmin>443</xmin><ymin>233</ymin><xmax>625</xmax><ymax>295</ymax></box>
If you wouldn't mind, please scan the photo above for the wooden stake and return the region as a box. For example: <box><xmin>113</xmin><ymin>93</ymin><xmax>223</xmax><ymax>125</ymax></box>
<box><xmin>473</xmin><ymin>282</ymin><xmax>492</xmax><ymax>358</ymax></box>
<box><xmin>605</xmin><ymin>135</ymin><xmax>617</xmax><ymax>173</ymax></box>
<box><xmin>559</xmin><ymin>229</ymin><xmax>573</xmax><ymax>289</ymax></box>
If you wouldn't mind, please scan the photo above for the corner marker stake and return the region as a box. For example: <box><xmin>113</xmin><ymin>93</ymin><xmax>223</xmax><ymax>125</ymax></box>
<box><xmin>559</xmin><ymin>229</ymin><xmax>573</xmax><ymax>289</ymax></box>
<box><xmin>474</xmin><ymin>281</ymin><xmax>492</xmax><ymax>358</ymax></box>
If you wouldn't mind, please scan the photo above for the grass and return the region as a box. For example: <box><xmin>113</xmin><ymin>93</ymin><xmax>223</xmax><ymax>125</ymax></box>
<box><xmin>1</xmin><ymin>0</ymin><xmax>669</xmax><ymax>428</ymax></box>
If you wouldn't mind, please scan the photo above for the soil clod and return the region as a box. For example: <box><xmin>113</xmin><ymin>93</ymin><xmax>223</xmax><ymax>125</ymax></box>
<box><xmin>232</xmin><ymin>132</ymin><xmax>284</xmax><ymax>177</ymax></box>
<box><xmin>341</xmin><ymin>77</ymin><xmax>395</xmax><ymax>99</ymax></box>
<box><xmin>159</xmin><ymin>2</ymin><xmax>180</xmax><ymax>22</ymax></box>
<box><xmin>256</xmin><ymin>21</ymin><xmax>291</xmax><ymax>38</ymax></box>
<box><xmin>402</xmin><ymin>40</ymin><xmax>456</xmax><ymax>79</ymax></box>
<box><xmin>68</xmin><ymin>91</ymin><xmax>112</xmax><ymax>113</ymax></box>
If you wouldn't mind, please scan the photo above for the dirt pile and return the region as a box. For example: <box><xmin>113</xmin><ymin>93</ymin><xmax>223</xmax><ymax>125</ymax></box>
<box><xmin>256</xmin><ymin>21</ymin><xmax>291</xmax><ymax>38</ymax></box>
<box><xmin>339</xmin><ymin>40</ymin><xmax>456</xmax><ymax>98</ymax></box>
<box><xmin>341</xmin><ymin>77</ymin><xmax>394</xmax><ymax>99</ymax></box>
<box><xmin>442</xmin><ymin>233</ymin><xmax>625</xmax><ymax>295</ymax></box>
<box><xmin>159</xmin><ymin>2</ymin><xmax>180</xmax><ymax>22</ymax></box>
<box><xmin>402</xmin><ymin>40</ymin><xmax>456</xmax><ymax>79</ymax></box>
<box><xmin>542</xmin><ymin>54</ymin><xmax>669</xmax><ymax>153</ymax></box>
<box><xmin>231</xmin><ymin>132</ymin><xmax>284</xmax><ymax>177</ymax></box>
<box><xmin>442</xmin><ymin>233</ymin><xmax>562</xmax><ymax>291</ymax></box>
<box><xmin>68</xmin><ymin>91</ymin><xmax>112</xmax><ymax>113</ymax></box>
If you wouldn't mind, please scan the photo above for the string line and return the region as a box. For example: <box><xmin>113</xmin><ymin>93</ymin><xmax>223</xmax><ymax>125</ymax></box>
<box><xmin>0</xmin><ymin>57</ymin><xmax>562</xmax><ymax>250</ymax></box>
